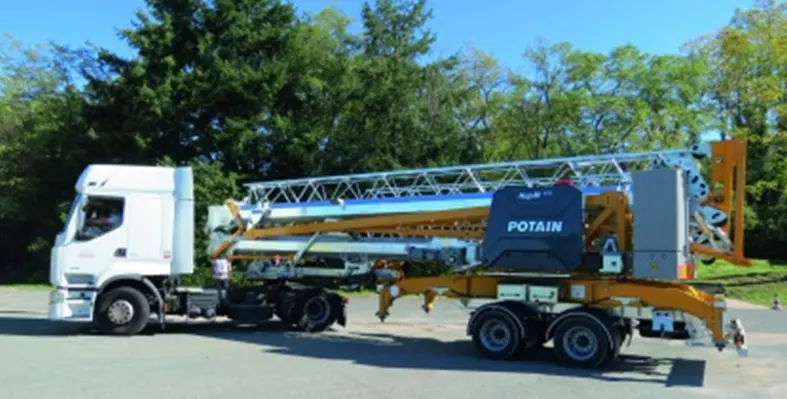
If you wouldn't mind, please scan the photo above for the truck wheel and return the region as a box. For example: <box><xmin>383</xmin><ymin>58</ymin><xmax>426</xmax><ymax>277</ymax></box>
<box><xmin>294</xmin><ymin>290</ymin><xmax>337</xmax><ymax>332</ymax></box>
<box><xmin>552</xmin><ymin>316</ymin><xmax>612</xmax><ymax>369</ymax></box>
<box><xmin>470</xmin><ymin>309</ymin><xmax>522</xmax><ymax>360</ymax></box>
<box><xmin>96</xmin><ymin>287</ymin><xmax>150</xmax><ymax>335</ymax></box>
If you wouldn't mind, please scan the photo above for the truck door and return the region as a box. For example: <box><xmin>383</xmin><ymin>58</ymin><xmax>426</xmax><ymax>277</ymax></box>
<box><xmin>58</xmin><ymin>195</ymin><xmax>129</xmax><ymax>284</ymax></box>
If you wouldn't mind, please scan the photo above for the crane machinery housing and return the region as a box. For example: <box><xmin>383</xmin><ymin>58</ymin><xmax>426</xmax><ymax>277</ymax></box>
<box><xmin>48</xmin><ymin>138</ymin><xmax>749</xmax><ymax>369</ymax></box>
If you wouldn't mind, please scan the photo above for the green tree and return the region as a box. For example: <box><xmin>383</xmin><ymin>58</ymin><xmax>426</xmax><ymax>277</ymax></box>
<box><xmin>482</xmin><ymin>41</ymin><xmax>713</xmax><ymax>162</ymax></box>
<box><xmin>321</xmin><ymin>0</ymin><xmax>473</xmax><ymax>174</ymax></box>
<box><xmin>85</xmin><ymin>0</ymin><xmax>308</xmax><ymax>175</ymax></box>
<box><xmin>260</xmin><ymin>7</ymin><xmax>360</xmax><ymax>179</ymax></box>
<box><xmin>451</xmin><ymin>46</ymin><xmax>512</xmax><ymax>161</ymax></box>
<box><xmin>0</xmin><ymin>35</ymin><xmax>93</xmax><ymax>281</ymax></box>
<box><xmin>686</xmin><ymin>0</ymin><xmax>787</xmax><ymax>257</ymax></box>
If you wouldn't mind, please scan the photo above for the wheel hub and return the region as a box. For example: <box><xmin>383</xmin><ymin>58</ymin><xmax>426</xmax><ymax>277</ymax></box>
<box><xmin>562</xmin><ymin>326</ymin><xmax>598</xmax><ymax>361</ymax></box>
<box><xmin>107</xmin><ymin>299</ymin><xmax>135</xmax><ymax>325</ymax></box>
<box><xmin>479</xmin><ymin>320</ymin><xmax>511</xmax><ymax>352</ymax></box>
<box><xmin>303</xmin><ymin>296</ymin><xmax>330</xmax><ymax>324</ymax></box>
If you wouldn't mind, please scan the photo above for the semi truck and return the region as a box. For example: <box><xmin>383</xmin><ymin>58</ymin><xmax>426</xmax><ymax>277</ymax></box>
<box><xmin>49</xmin><ymin>138</ymin><xmax>750</xmax><ymax>368</ymax></box>
<box><xmin>48</xmin><ymin>166</ymin><xmax>350</xmax><ymax>335</ymax></box>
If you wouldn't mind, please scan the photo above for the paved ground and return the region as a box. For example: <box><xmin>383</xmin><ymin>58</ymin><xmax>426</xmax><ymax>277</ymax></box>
<box><xmin>1</xmin><ymin>289</ymin><xmax>786</xmax><ymax>399</ymax></box>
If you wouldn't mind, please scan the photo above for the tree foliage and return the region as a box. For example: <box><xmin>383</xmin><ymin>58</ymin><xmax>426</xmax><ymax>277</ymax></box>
<box><xmin>1</xmin><ymin>0</ymin><xmax>786</xmax><ymax>282</ymax></box>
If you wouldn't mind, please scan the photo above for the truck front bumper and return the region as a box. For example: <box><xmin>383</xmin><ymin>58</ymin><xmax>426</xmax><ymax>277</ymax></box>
<box><xmin>48</xmin><ymin>287</ymin><xmax>96</xmax><ymax>322</ymax></box>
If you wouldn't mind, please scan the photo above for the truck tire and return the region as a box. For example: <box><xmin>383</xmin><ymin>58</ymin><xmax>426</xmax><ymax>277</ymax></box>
<box><xmin>469</xmin><ymin>308</ymin><xmax>523</xmax><ymax>360</ymax></box>
<box><xmin>96</xmin><ymin>286</ymin><xmax>150</xmax><ymax>335</ymax></box>
<box><xmin>293</xmin><ymin>290</ymin><xmax>337</xmax><ymax>332</ymax></box>
<box><xmin>551</xmin><ymin>315</ymin><xmax>613</xmax><ymax>369</ymax></box>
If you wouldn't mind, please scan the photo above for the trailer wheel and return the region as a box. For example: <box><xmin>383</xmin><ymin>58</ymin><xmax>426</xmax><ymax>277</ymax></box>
<box><xmin>552</xmin><ymin>315</ymin><xmax>612</xmax><ymax>369</ymax></box>
<box><xmin>293</xmin><ymin>290</ymin><xmax>337</xmax><ymax>332</ymax></box>
<box><xmin>96</xmin><ymin>286</ymin><xmax>150</xmax><ymax>335</ymax></box>
<box><xmin>470</xmin><ymin>309</ymin><xmax>522</xmax><ymax>360</ymax></box>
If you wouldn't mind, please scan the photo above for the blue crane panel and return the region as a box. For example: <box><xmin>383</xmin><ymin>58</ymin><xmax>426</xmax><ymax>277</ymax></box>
<box><xmin>482</xmin><ymin>186</ymin><xmax>584</xmax><ymax>273</ymax></box>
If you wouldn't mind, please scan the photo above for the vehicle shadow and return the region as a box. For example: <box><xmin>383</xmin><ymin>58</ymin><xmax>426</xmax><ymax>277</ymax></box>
<box><xmin>0</xmin><ymin>315</ymin><xmax>705</xmax><ymax>387</ymax></box>
<box><xmin>0</xmin><ymin>314</ymin><xmax>90</xmax><ymax>336</ymax></box>
<box><xmin>203</xmin><ymin>326</ymin><xmax>706</xmax><ymax>386</ymax></box>
<box><xmin>171</xmin><ymin>320</ymin><xmax>704</xmax><ymax>387</ymax></box>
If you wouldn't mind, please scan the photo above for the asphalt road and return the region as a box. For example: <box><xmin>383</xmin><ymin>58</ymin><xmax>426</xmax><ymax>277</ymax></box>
<box><xmin>1</xmin><ymin>289</ymin><xmax>786</xmax><ymax>399</ymax></box>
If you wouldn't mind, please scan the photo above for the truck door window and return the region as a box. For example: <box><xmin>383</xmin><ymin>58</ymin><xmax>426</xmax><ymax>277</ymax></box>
<box><xmin>75</xmin><ymin>196</ymin><xmax>125</xmax><ymax>241</ymax></box>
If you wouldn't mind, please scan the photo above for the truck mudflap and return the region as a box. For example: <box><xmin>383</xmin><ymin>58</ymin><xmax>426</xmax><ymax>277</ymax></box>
<box><xmin>334</xmin><ymin>294</ymin><xmax>348</xmax><ymax>327</ymax></box>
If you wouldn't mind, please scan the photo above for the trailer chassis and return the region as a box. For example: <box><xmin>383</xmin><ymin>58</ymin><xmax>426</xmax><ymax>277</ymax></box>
<box><xmin>375</xmin><ymin>274</ymin><xmax>732</xmax><ymax>369</ymax></box>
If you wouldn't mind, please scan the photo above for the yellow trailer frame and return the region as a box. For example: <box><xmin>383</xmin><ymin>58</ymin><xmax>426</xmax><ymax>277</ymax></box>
<box><xmin>375</xmin><ymin>275</ymin><xmax>727</xmax><ymax>343</ymax></box>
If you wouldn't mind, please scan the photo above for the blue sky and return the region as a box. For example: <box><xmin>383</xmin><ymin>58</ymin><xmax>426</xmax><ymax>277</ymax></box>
<box><xmin>1</xmin><ymin>0</ymin><xmax>755</xmax><ymax>69</ymax></box>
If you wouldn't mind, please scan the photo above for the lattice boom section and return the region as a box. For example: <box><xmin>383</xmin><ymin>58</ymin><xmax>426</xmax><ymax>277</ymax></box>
<box><xmin>244</xmin><ymin>149</ymin><xmax>692</xmax><ymax>204</ymax></box>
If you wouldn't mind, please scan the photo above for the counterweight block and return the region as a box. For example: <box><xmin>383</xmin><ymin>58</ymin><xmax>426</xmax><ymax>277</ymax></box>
<box><xmin>482</xmin><ymin>185</ymin><xmax>584</xmax><ymax>273</ymax></box>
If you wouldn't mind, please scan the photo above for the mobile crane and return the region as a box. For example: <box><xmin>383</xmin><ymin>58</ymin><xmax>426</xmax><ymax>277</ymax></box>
<box><xmin>49</xmin><ymin>138</ymin><xmax>749</xmax><ymax>369</ymax></box>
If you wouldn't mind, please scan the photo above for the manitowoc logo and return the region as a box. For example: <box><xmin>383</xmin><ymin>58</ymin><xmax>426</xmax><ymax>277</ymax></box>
<box><xmin>507</xmin><ymin>220</ymin><xmax>563</xmax><ymax>233</ymax></box>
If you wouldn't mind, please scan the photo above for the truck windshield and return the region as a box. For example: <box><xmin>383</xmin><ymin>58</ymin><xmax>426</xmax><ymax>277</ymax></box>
<box><xmin>62</xmin><ymin>194</ymin><xmax>83</xmax><ymax>233</ymax></box>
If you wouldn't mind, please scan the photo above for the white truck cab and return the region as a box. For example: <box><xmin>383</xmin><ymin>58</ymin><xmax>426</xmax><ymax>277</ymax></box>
<box><xmin>48</xmin><ymin>164</ymin><xmax>346</xmax><ymax>335</ymax></box>
<box><xmin>48</xmin><ymin>165</ymin><xmax>195</xmax><ymax>323</ymax></box>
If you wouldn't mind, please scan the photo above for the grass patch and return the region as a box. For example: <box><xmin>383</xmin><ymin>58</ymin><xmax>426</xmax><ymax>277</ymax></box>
<box><xmin>337</xmin><ymin>289</ymin><xmax>376</xmax><ymax>298</ymax></box>
<box><xmin>0</xmin><ymin>283</ymin><xmax>52</xmax><ymax>291</ymax></box>
<box><xmin>695</xmin><ymin>259</ymin><xmax>787</xmax><ymax>306</ymax></box>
